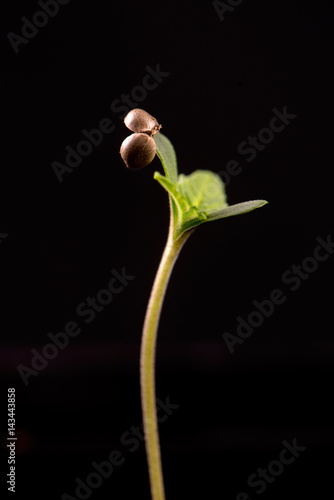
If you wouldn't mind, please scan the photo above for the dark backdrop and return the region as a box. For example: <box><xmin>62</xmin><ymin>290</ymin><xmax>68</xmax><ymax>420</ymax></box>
<box><xmin>1</xmin><ymin>1</ymin><xmax>333</xmax><ymax>499</ymax></box>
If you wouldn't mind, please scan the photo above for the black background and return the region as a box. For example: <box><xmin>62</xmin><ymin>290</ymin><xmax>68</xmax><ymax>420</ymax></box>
<box><xmin>1</xmin><ymin>1</ymin><xmax>334</xmax><ymax>499</ymax></box>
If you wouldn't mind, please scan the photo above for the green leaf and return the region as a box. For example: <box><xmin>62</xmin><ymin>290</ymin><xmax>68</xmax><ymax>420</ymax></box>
<box><xmin>205</xmin><ymin>200</ymin><xmax>268</xmax><ymax>222</ymax></box>
<box><xmin>154</xmin><ymin>133</ymin><xmax>178</xmax><ymax>184</ymax></box>
<box><xmin>153</xmin><ymin>172</ymin><xmax>190</xmax><ymax>214</ymax></box>
<box><xmin>177</xmin><ymin>170</ymin><xmax>228</xmax><ymax>212</ymax></box>
<box><xmin>153</xmin><ymin>133</ymin><xmax>268</xmax><ymax>239</ymax></box>
<box><xmin>173</xmin><ymin>199</ymin><xmax>268</xmax><ymax>235</ymax></box>
<box><xmin>154</xmin><ymin>172</ymin><xmax>207</xmax><ymax>238</ymax></box>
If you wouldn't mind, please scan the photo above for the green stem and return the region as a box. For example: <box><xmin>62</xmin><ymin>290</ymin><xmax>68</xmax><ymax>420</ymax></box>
<box><xmin>140</xmin><ymin>200</ymin><xmax>193</xmax><ymax>500</ymax></box>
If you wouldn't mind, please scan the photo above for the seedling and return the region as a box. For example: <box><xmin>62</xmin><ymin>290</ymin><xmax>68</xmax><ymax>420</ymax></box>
<box><xmin>120</xmin><ymin>109</ymin><xmax>268</xmax><ymax>500</ymax></box>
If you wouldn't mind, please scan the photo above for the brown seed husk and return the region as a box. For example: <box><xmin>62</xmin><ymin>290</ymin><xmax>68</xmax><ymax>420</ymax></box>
<box><xmin>120</xmin><ymin>133</ymin><xmax>156</xmax><ymax>169</ymax></box>
<box><xmin>124</xmin><ymin>109</ymin><xmax>161</xmax><ymax>135</ymax></box>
